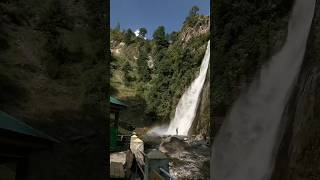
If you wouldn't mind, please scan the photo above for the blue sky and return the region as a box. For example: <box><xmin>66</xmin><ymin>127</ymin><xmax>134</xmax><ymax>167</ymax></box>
<box><xmin>110</xmin><ymin>0</ymin><xmax>210</xmax><ymax>39</ymax></box>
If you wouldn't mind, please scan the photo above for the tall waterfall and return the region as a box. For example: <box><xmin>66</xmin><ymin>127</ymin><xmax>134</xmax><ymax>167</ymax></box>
<box><xmin>165</xmin><ymin>41</ymin><xmax>210</xmax><ymax>135</ymax></box>
<box><xmin>212</xmin><ymin>0</ymin><xmax>316</xmax><ymax>180</ymax></box>
<box><xmin>149</xmin><ymin>41</ymin><xmax>210</xmax><ymax>136</ymax></box>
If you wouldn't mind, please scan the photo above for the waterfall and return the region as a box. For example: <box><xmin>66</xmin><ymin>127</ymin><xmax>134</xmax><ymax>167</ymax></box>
<box><xmin>149</xmin><ymin>41</ymin><xmax>210</xmax><ymax>136</ymax></box>
<box><xmin>212</xmin><ymin>0</ymin><xmax>316</xmax><ymax>180</ymax></box>
<box><xmin>166</xmin><ymin>41</ymin><xmax>210</xmax><ymax>135</ymax></box>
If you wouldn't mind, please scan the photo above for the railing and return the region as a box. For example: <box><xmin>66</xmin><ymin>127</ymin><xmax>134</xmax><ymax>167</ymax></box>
<box><xmin>130</xmin><ymin>135</ymin><xmax>175</xmax><ymax>180</ymax></box>
<box><xmin>137</xmin><ymin>160</ymin><xmax>145</xmax><ymax>177</ymax></box>
<box><xmin>159</xmin><ymin>168</ymin><xmax>176</xmax><ymax>180</ymax></box>
<box><xmin>132</xmin><ymin>149</ymin><xmax>145</xmax><ymax>179</ymax></box>
<box><xmin>139</xmin><ymin>149</ymin><xmax>146</xmax><ymax>157</ymax></box>
<box><xmin>137</xmin><ymin>149</ymin><xmax>145</xmax><ymax>177</ymax></box>
<box><xmin>116</xmin><ymin>134</ymin><xmax>131</xmax><ymax>151</ymax></box>
<box><xmin>135</xmin><ymin>150</ymin><xmax>176</xmax><ymax>180</ymax></box>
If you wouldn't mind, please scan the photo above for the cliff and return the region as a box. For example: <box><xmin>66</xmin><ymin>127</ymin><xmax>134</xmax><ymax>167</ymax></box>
<box><xmin>211</xmin><ymin>0</ymin><xmax>293</xmax><ymax>138</ymax></box>
<box><xmin>272</xmin><ymin>1</ymin><xmax>320</xmax><ymax>179</ymax></box>
<box><xmin>212</xmin><ymin>0</ymin><xmax>320</xmax><ymax>178</ymax></box>
<box><xmin>0</xmin><ymin>1</ymin><xmax>107</xmax><ymax>179</ymax></box>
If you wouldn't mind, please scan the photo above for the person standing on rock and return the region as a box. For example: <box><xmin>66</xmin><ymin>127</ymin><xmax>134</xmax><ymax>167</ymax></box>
<box><xmin>176</xmin><ymin>128</ymin><xmax>178</xmax><ymax>135</ymax></box>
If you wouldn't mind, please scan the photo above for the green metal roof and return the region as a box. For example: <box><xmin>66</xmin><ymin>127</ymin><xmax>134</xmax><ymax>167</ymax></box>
<box><xmin>110</xmin><ymin>96</ymin><xmax>128</xmax><ymax>108</ymax></box>
<box><xmin>0</xmin><ymin>111</ymin><xmax>57</xmax><ymax>142</ymax></box>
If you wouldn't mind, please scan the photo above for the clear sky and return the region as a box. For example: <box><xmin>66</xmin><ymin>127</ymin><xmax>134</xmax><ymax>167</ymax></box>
<box><xmin>110</xmin><ymin>0</ymin><xmax>210</xmax><ymax>39</ymax></box>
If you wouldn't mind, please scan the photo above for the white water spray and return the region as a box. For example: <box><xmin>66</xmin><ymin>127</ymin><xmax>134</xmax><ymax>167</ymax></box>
<box><xmin>212</xmin><ymin>0</ymin><xmax>316</xmax><ymax>180</ymax></box>
<box><xmin>149</xmin><ymin>41</ymin><xmax>210</xmax><ymax>136</ymax></box>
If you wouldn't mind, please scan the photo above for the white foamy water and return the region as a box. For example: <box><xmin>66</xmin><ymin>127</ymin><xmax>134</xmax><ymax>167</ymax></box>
<box><xmin>149</xmin><ymin>41</ymin><xmax>210</xmax><ymax>136</ymax></box>
<box><xmin>212</xmin><ymin>0</ymin><xmax>316</xmax><ymax>180</ymax></box>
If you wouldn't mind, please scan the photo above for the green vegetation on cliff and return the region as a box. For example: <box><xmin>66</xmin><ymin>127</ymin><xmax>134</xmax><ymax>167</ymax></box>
<box><xmin>0</xmin><ymin>0</ymin><xmax>107</xmax><ymax>179</ymax></box>
<box><xmin>211</xmin><ymin>0</ymin><xmax>294</xmax><ymax>136</ymax></box>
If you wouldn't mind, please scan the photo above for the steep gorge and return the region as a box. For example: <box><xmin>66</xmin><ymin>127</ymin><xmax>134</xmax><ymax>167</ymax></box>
<box><xmin>212</xmin><ymin>0</ymin><xmax>320</xmax><ymax>179</ymax></box>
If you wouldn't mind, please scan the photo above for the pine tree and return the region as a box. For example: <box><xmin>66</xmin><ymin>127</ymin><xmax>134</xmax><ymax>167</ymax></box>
<box><xmin>152</xmin><ymin>26</ymin><xmax>169</xmax><ymax>49</ymax></box>
<box><xmin>139</xmin><ymin>27</ymin><xmax>147</xmax><ymax>38</ymax></box>
<box><xmin>121</xmin><ymin>61</ymin><xmax>131</xmax><ymax>86</ymax></box>
<box><xmin>189</xmin><ymin>6</ymin><xmax>199</xmax><ymax>17</ymax></box>
<box><xmin>137</xmin><ymin>50</ymin><xmax>151</xmax><ymax>82</ymax></box>
<box><xmin>185</xmin><ymin>6</ymin><xmax>200</xmax><ymax>26</ymax></box>
<box><xmin>169</xmin><ymin>31</ymin><xmax>178</xmax><ymax>44</ymax></box>
<box><xmin>124</xmin><ymin>28</ymin><xmax>135</xmax><ymax>45</ymax></box>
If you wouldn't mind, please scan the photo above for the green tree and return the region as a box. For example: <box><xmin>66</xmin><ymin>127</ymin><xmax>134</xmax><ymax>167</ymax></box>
<box><xmin>137</xmin><ymin>50</ymin><xmax>151</xmax><ymax>82</ymax></box>
<box><xmin>152</xmin><ymin>26</ymin><xmax>169</xmax><ymax>49</ymax></box>
<box><xmin>124</xmin><ymin>28</ymin><xmax>135</xmax><ymax>45</ymax></box>
<box><xmin>185</xmin><ymin>6</ymin><xmax>200</xmax><ymax>26</ymax></box>
<box><xmin>121</xmin><ymin>61</ymin><xmax>131</xmax><ymax>73</ymax></box>
<box><xmin>121</xmin><ymin>61</ymin><xmax>131</xmax><ymax>86</ymax></box>
<box><xmin>139</xmin><ymin>27</ymin><xmax>147</xmax><ymax>38</ymax></box>
<box><xmin>111</xmin><ymin>28</ymin><xmax>124</xmax><ymax>43</ymax></box>
<box><xmin>189</xmin><ymin>5</ymin><xmax>199</xmax><ymax>17</ymax></box>
<box><xmin>169</xmin><ymin>31</ymin><xmax>179</xmax><ymax>44</ymax></box>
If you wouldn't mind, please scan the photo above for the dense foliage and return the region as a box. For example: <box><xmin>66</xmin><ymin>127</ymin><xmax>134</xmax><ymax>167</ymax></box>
<box><xmin>0</xmin><ymin>0</ymin><xmax>107</xmax><ymax>117</ymax></box>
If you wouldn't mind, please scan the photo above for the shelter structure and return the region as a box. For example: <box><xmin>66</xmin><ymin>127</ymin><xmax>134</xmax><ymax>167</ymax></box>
<box><xmin>110</xmin><ymin>96</ymin><xmax>127</xmax><ymax>151</ymax></box>
<box><xmin>0</xmin><ymin>111</ymin><xmax>57</xmax><ymax>180</ymax></box>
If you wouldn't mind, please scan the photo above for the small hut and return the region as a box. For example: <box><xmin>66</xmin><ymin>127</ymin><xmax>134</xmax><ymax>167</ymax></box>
<box><xmin>110</xmin><ymin>96</ymin><xmax>127</xmax><ymax>151</ymax></box>
<box><xmin>0</xmin><ymin>111</ymin><xmax>57</xmax><ymax>180</ymax></box>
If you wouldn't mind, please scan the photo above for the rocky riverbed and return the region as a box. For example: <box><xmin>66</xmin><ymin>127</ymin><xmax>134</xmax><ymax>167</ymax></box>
<box><xmin>143</xmin><ymin>134</ymin><xmax>210</xmax><ymax>180</ymax></box>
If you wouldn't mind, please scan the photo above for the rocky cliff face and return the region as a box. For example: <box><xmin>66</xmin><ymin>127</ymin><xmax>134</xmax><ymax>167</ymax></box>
<box><xmin>179</xmin><ymin>15</ymin><xmax>210</xmax><ymax>46</ymax></box>
<box><xmin>0</xmin><ymin>1</ymin><xmax>107</xmax><ymax>179</ymax></box>
<box><xmin>272</xmin><ymin>1</ymin><xmax>320</xmax><ymax>179</ymax></box>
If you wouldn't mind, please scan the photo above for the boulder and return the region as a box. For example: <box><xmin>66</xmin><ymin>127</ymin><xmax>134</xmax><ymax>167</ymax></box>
<box><xmin>159</xmin><ymin>136</ymin><xmax>190</xmax><ymax>154</ymax></box>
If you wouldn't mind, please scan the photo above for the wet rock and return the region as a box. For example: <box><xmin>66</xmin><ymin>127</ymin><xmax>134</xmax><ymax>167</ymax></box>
<box><xmin>142</xmin><ymin>134</ymin><xmax>162</xmax><ymax>150</ymax></box>
<box><xmin>142</xmin><ymin>135</ymin><xmax>210</xmax><ymax>179</ymax></box>
<box><xmin>159</xmin><ymin>136</ymin><xmax>190</xmax><ymax>154</ymax></box>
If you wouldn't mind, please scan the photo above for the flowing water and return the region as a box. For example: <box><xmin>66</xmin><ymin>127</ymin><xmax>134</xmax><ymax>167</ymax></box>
<box><xmin>149</xmin><ymin>41</ymin><xmax>210</xmax><ymax>136</ymax></box>
<box><xmin>212</xmin><ymin>0</ymin><xmax>316</xmax><ymax>180</ymax></box>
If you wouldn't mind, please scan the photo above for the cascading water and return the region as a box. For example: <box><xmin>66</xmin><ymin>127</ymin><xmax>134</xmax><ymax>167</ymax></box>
<box><xmin>149</xmin><ymin>41</ymin><xmax>210</xmax><ymax>136</ymax></box>
<box><xmin>212</xmin><ymin>0</ymin><xmax>316</xmax><ymax>180</ymax></box>
<box><xmin>166</xmin><ymin>41</ymin><xmax>210</xmax><ymax>135</ymax></box>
